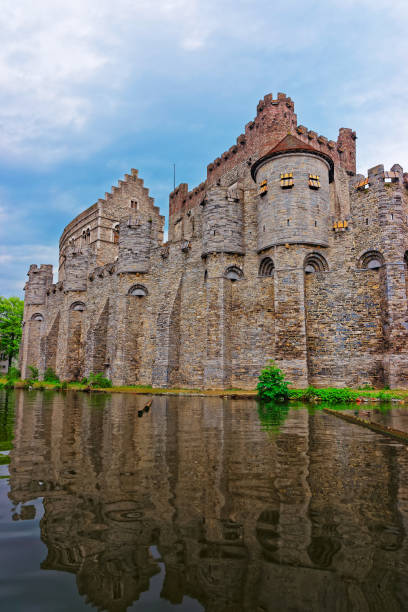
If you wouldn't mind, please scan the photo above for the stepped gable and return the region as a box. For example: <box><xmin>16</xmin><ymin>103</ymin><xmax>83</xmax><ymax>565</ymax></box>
<box><xmin>251</xmin><ymin>133</ymin><xmax>334</xmax><ymax>180</ymax></box>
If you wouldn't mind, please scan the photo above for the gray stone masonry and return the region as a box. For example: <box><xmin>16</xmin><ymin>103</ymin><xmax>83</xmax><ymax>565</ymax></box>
<box><xmin>19</xmin><ymin>93</ymin><xmax>408</xmax><ymax>389</ymax></box>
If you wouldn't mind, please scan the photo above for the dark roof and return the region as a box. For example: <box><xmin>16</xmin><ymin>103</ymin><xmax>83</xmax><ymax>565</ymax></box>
<box><xmin>251</xmin><ymin>134</ymin><xmax>334</xmax><ymax>181</ymax></box>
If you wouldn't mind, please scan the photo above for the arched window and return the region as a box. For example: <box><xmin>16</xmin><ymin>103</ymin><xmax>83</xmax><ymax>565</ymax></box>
<box><xmin>259</xmin><ymin>257</ymin><xmax>274</xmax><ymax>277</ymax></box>
<box><xmin>128</xmin><ymin>284</ymin><xmax>148</xmax><ymax>297</ymax></box>
<box><xmin>86</xmin><ymin>228</ymin><xmax>91</xmax><ymax>244</ymax></box>
<box><xmin>358</xmin><ymin>250</ymin><xmax>384</xmax><ymax>270</ymax></box>
<box><xmin>31</xmin><ymin>313</ymin><xmax>44</xmax><ymax>321</ymax></box>
<box><xmin>304</xmin><ymin>253</ymin><xmax>329</xmax><ymax>274</ymax></box>
<box><xmin>113</xmin><ymin>224</ymin><xmax>119</xmax><ymax>245</ymax></box>
<box><xmin>70</xmin><ymin>301</ymin><xmax>86</xmax><ymax>311</ymax></box>
<box><xmin>224</xmin><ymin>266</ymin><xmax>243</xmax><ymax>281</ymax></box>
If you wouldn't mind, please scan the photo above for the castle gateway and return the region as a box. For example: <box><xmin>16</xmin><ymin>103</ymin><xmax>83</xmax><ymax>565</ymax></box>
<box><xmin>19</xmin><ymin>93</ymin><xmax>408</xmax><ymax>389</ymax></box>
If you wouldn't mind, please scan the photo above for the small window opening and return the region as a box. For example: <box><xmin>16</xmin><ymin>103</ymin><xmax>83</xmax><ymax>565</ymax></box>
<box><xmin>259</xmin><ymin>257</ymin><xmax>274</xmax><ymax>277</ymax></box>
<box><xmin>304</xmin><ymin>253</ymin><xmax>329</xmax><ymax>274</ymax></box>
<box><xmin>390</xmin><ymin>213</ymin><xmax>394</xmax><ymax>221</ymax></box>
<box><xmin>128</xmin><ymin>284</ymin><xmax>148</xmax><ymax>296</ymax></box>
<box><xmin>263</xmin><ymin>225</ymin><xmax>265</xmax><ymax>232</ymax></box>
<box><xmin>367</xmin><ymin>259</ymin><xmax>381</xmax><ymax>269</ymax></box>
<box><xmin>259</xmin><ymin>179</ymin><xmax>268</xmax><ymax>196</ymax></box>
<box><xmin>280</xmin><ymin>172</ymin><xmax>294</xmax><ymax>189</ymax></box>
<box><xmin>287</xmin><ymin>219</ymin><xmax>290</xmax><ymax>226</ymax></box>
<box><xmin>309</xmin><ymin>174</ymin><xmax>320</xmax><ymax>189</ymax></box>
<box><xmin>359</xmin><ymin>250</ymin><xmax>384</xmax><ymax>270</ymax></box>
<box><xmin>113</xmin><ymin>224</ymin><xmax>119</xmax><ymax>244</ymax></box>
<box><xmin>130</xmin><ymin>199</ymin><xmax>139</xmax><ymax>210</ymax></box>
<box><xmin>314</xmin><ymin>220</ymin><xmax>317</xmax><ymax>227</ymax></box>
<box><xmin>204</xmin><ymin>270</ymin><xmax>208</xmax><ymax>283</ymax></box>
<box><xmin>224</xmin><ymin>266</ymin><xmax>243</xmax><ymax>282</ymax></box>
<box><xmin>365</xmin><ymin>218</ymin><xmax>369</xmax><ymax>225</ymax></box>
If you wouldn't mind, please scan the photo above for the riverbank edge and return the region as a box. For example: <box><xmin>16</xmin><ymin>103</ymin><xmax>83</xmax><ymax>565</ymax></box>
<box><xmin>1</xmin><ymin>378</ymin><xmax>408</xmax><ymax>402</ymax></box>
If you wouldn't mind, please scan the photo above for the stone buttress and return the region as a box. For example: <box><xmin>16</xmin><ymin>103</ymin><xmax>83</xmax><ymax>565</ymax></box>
<box><xmin>19</xmin><ymin>92</ymin><xmax>408</xmax><ymax>389</ymax></box>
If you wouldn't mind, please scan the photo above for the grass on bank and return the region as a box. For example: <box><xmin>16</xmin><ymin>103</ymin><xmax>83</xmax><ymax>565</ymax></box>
<box><xmin>0</xmin><ymin>377</ymin><xmax>258</xmax><ymax>397</ymax></box>
<box><xmin>0</xmin><ymin>377</ymin><xmax>408</xmax><ymax>401</ymax></box>
<box><xmin>1</xmin><ymin>361</ymin><xmax>408</xmax><ymax>403</ymax></box>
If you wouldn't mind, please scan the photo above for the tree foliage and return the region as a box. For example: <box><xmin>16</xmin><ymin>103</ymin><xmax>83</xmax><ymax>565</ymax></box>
<box><xmin>0</xmin><ymin>297</ymin><xmax>24</xmax><ymax>367</ymax></box>
<box><xmin>257</xmin><ymin>360</ymin><xmax>290</xmax><ymax>401</ymax></box>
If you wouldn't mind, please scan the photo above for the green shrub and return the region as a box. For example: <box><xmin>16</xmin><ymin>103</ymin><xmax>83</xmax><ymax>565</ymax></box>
<box><xmin>87</xmin><ymin>372</ymin><xmax>113</xmax><ymax>388</ymax></box>
<box><xmin>257</xmin><ymin>361</ymin><xmax>290</xmax><ymax>401</ymax></box>
<box><xmin>28</xmin><ymin>365</ymin><xmax>39</xmax><ymax>380</ymax></box>
<box><xmin>6</xmin><ymin>367</ymin><xmax>20</xmax><ymax>381</ymax></box>
<box><xmin>80</xmin><ymin>377</ymin><xmax>88</xmax><ymax>385</ymax></box>
<box><xmin>43</xmin><ymin>367</ymin><xmax>60</xmax><ymax>383</ymax></box>
<box><xmin>289</xmin><ymin>386</ymin><xmax>358</xmax><ymax>403</ymax></box>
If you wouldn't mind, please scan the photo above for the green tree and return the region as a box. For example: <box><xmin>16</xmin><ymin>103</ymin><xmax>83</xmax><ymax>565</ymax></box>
<box><xmin>0</xmin><ymin>297</ymin><xmax>24</xmax><ymax>368</ymax></box>
<box><xmin>257</xmin><ymin>360</ymin><xmax>290</xmax><ymax>401</ymax></box>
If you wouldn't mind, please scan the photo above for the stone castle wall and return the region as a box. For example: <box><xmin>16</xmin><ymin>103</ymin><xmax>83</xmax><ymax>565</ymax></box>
<box><xmin>19</xmin><ymin>94</ymin><xmax>408</xmax><ymax>389</ymax></box>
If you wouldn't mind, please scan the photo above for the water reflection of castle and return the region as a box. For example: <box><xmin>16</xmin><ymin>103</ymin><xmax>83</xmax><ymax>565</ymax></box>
<box><xmin>8</xmin><ymin>391</ymin><xmax>408</xmax><ymax>611</ymax></box>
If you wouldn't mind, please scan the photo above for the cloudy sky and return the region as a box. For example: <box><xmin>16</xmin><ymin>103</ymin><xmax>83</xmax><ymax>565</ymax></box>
<box><xmin>1</xmin><ymin>0</ymin><xmax>407</xmax><ymax>297</ymax></box>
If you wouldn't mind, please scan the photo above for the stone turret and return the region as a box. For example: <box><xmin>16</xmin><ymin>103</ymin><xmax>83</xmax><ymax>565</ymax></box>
<box><xmin>117</xmin><ymin>214</ymin><xmax>151</xmax><ymax>274</ymax></box>
<box><xmin>202</xmin><ymin>184</ymin><xmax>244</xmax><ymax>256</ymax></box>
<box><xmin>64</xmin><ymin>245</ymin><xmax>89</xmax><ymax>292</ymax></box>
<box><xmin>251</xmin><ymin>134</ymin><xmax>333</xmax><ymax>250</ymax></box>
<box><xmin>24</xmin><ymin>264</ymin><xmax>53</xmax><ymax>305</ymax></box>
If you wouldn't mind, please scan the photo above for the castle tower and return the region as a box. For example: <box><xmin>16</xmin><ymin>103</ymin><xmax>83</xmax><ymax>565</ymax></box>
<box><xmin>117</xmin><ymin>215</ymin><xmax>151</xmax><ymax>274</ymax></box>
<box><xmin>64</xmin><ymin>245</ymin><xmax>89</xmax><ymax>292</ymax></box>
<box><xmin>251</xmin><ymin>134</ymin><xmax>333</xmax><ymax>250</ymax></box>
<box><xmin>250</xmin><ymin>135</ymin><xmax>334</xmax><ymax>386</ymax></box>
<box><xmin>24</xmin><ymin>264</ymin><xmax>53</xmax><ymax>305</ymax></box>
<box><xmin>366</xmin><ymin>163</ymin><xmax>408</xmax><ymax>387</ymax></box>
<box><xmin>201</xmin><ymin>184</ymin><xmax>245</xmax><ymax>388</ymax></box>
<box><xmin>202</xmin><ymin>184</ymin><xmax>244</xmax><ymax>256</ymax></box>
<box><xmin>20</xmin><ymin>264</ymin><xmax>53</xmax><ymax>377</ymax></box>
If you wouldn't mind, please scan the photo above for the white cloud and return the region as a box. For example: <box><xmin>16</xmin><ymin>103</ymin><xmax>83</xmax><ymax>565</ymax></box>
<box><xmin>0</xmin><ymin>243</ymin><xmax>58</xmax><ymax>297</ymax></box>
<box><xmin>0</xmin><ymin>0</ymin><xmax>407</xmax><ymax>171</ymax></box>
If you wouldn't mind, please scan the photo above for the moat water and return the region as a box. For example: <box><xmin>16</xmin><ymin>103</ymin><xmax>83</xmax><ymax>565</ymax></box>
<box><xmin>1</xmin><ymin>390</ymin><xmax>408</xmax><ymax>611</ymax></box>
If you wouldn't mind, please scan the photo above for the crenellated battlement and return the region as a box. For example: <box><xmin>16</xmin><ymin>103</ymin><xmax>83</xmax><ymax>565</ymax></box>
<box><xmin>169</xmin><ymin>182</ymin><xmax>206</xmax><ymax>217</ymax></box>
<box><xmin>169</xmin><ymin>92</ymin><xmax>356</xmax><ymax>224</ymax></box>
<box><xmin>24</xmin><ymin>264</ymin><xmax>53</xmax><ymax>305</ymax></box>
<box><xmin>20</xmin><ymin>92</ymin><xmax>408</xmax><ymax>391</ymax></box>
<box><xmin>352</xmin><ymin>163</ymin><xmax>405</xmax><ymax>192</ymax></box>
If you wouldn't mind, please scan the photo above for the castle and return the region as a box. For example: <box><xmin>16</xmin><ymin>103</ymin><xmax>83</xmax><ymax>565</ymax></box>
<box><xmin>19</xmin><ymin>92</ymin><xmax>408</xmax><ymax>389</ymax></box>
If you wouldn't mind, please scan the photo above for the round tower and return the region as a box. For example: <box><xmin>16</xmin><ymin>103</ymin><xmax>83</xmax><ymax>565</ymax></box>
<box><xmin>251</xmin><ymin>134</ymin><xmax>333</xmax><ymax>250</ymax></box>
<box><xmin>202</xmin><ymin>185</ymin><xmax>244</xmax><ymax>256</ymax></box>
